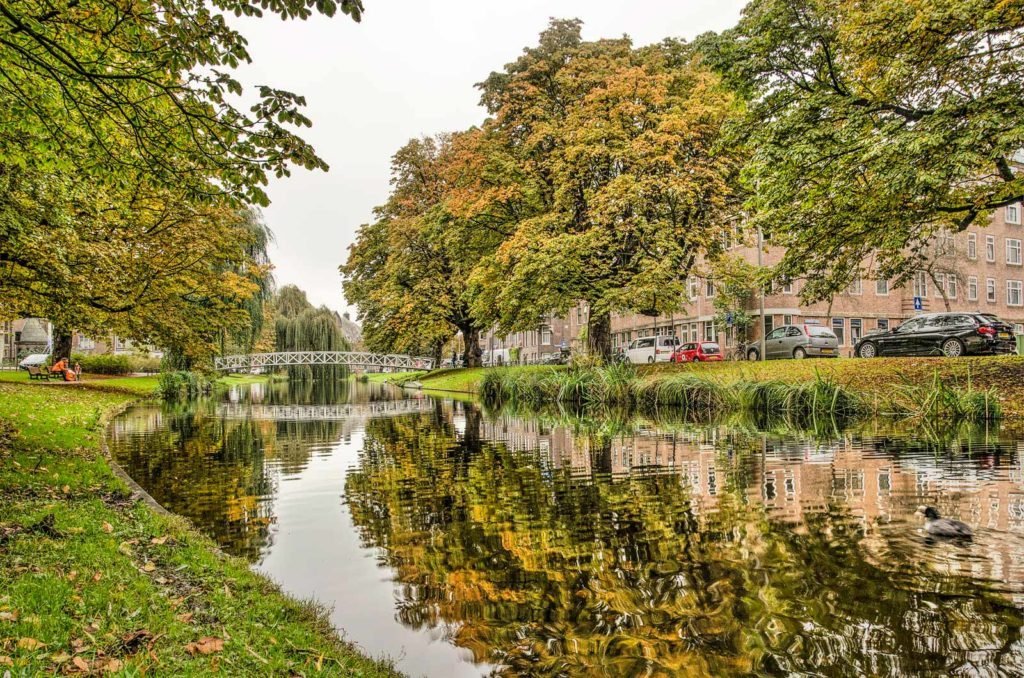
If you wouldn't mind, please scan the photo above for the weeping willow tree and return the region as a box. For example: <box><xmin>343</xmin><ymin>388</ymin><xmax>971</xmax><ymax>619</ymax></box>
<box><xmin>274</xmin><ymin>285</ymin><xmax>350</xmax><ymax>382</ymax></box>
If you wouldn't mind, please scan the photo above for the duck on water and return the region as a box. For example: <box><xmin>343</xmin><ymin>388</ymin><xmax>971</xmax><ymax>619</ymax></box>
<box><xmin>917</xmin><ymin>506</ymin><xmax>974</xmax><ymax>539</ymax></box>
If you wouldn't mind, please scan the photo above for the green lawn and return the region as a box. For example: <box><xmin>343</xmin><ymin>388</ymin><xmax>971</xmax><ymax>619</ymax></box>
<box><xmin>418</xmin><ymin>365</ymin><xmax>566</xmax><ymax>393</ymax></box>
<box><xmin>417</xmin><ymin>357</ymin><xmax>1024</xmax><ymax>417</ymax></box>
<box><xmin>0</xmin><ymin>379</ymin><xmax>399</xmax><ymax>676</ymax></box>
<box><xmin>358</xmin><ymin>371</ymin><xmax>427</xmax><ymax>384</ymax></box>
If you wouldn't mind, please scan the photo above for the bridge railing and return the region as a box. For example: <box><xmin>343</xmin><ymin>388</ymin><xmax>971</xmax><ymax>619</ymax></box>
<box><xmin>213</xmin><ymin>351</ymin><xmax>435</xmax><ymax>372</ymax></box>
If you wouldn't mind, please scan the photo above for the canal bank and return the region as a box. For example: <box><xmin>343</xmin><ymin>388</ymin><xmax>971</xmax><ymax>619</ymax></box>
<box><xmin>410</xmin><ymin>356</ymin><xmax>1024</xmax><ymax>418</ymax></box>
<box><xmin>0</xmin><ymin>377</ymin><xmax>399</xmax><ymax>676</ymax></box>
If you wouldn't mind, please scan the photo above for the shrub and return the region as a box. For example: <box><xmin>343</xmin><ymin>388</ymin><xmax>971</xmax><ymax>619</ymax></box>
<box><xmin>158</xmin><ymin>371</ymin><xmax>211</xmax><ymax>400</ymax></box>
<box><xmin>71</xmin><ymin>353</ymin><xmax>132</xmax><ymax>375</ymax></box>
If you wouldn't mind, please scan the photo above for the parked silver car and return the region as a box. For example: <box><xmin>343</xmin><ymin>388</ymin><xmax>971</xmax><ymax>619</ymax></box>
<box><xmin>746</xmin><ymin>324</ymin><xmax>840</xmax><ymax>360</ymax></box>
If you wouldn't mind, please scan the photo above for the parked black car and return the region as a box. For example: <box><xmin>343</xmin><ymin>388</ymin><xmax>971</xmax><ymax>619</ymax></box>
<box><xmin>854</xmin><ymin>312</ymin><xmax>1016</xmax><ymax>358</ymax></box>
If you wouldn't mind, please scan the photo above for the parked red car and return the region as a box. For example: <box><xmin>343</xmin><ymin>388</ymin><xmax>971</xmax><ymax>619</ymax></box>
<box><xmin>670</xmin><ymin>341</ymin><xmax>724</xmax><ymax>363</ymax></box>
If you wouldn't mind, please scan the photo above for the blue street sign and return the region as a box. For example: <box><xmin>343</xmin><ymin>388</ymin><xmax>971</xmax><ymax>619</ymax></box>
<box><xmin>913</xmin><ymin>296</ymin><xmax>923</xmax><ymax>311</ymax></box>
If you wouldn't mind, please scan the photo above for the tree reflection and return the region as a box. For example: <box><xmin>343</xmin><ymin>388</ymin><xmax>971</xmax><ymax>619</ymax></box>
<box><xmin>345</xmin><ymin>407</ymin><xmax>1024</xmax><ymax>676</ymax></box>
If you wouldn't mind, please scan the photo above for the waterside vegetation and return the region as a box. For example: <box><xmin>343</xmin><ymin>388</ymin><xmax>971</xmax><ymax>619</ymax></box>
<box><xmin>0</xmin><ymin>378</ymin><xmax>399</xmax><ymax>675</ymax></box>
<box><xmin>412</xmin><ymin>357</ymin><xmax>1024</xmax><ymax>422</ymax></box>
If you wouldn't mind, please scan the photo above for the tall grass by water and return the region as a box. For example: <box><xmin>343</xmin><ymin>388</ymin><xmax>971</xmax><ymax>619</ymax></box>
<box><xmin>478</xmin><ymin>364</ymin><xmax>1000</xmax><ymax>423</ymax></box>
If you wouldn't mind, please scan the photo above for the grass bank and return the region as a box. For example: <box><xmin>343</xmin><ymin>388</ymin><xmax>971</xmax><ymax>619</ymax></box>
<box><xmin>429</xmin><ymin>357</ymin><xmax>1024</xmax><ymax>422</ymax></box>
<box><xmin>0</xmin><ymin>378</ymin><xmax>398</xmax><ymax>675</ymax></box>
<box><xmin>354</xmin><ymin>370</ymin><xmax>427</xmax><ymax>385</ymax></box>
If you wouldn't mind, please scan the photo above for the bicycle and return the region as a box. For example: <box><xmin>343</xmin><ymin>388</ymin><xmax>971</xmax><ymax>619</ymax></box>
<box><xmin>728</xmin><ymin>341</ymin><xmax>750</xmax><ymax>361</ymax></box>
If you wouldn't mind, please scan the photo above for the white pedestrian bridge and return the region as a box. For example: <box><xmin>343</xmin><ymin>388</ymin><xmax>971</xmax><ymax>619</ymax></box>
<box><xmin>215</xmin><ymin>399</ymin><xmax>437</xmax><ymax>422</ymax></box>
<box><xmin>213</xmin><ymin>351</ymin><xmax>434</xmax><ymax>372</ymax></box>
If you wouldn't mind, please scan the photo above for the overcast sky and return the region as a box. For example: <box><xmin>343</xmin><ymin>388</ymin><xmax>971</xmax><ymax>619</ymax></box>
<box><xmin>235</xmin><ymin>0</ymin><xmax>749</xmax><ymax>318</ymax></box>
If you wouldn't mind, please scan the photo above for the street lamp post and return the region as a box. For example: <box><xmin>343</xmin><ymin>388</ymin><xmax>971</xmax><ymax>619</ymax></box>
<box><xmin>758</xmin><ymin>226</ymin><xmax>766</xmax><ymax>362</ymax></box>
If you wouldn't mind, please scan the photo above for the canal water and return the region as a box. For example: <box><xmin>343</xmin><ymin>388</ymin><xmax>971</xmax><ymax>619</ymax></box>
<box><xmin>108</xmin><ymin>380</ymin><xmax>1024</xmax><ymax>676</ymax></box>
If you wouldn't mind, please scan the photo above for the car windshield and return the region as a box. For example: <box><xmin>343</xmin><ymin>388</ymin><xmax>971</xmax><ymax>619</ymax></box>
<box><xmin>806</xmin><ymin>326</ymin><xmax>835</xmax><ymax>338</ymax></box>
<box><xmin>978</xmin><ymin>313</ymin><xmax>1002</xmax><ymax>323</ymax></box>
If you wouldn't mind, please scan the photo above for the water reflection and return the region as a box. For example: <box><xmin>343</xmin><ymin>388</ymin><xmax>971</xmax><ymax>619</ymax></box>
<box><xmin>109</xmin><ymin>385</ymin><xmax>1024</xmax><ymax>676</ymax></box>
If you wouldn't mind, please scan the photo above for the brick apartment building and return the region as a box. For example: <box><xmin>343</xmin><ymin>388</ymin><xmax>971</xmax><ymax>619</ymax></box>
<box><xmin>610</xmin><ymin>204</ymin><xmax>1024</xmax><ymax>357</ymax></box>
<box><xmin>479</xmin><ymin>204</ymin><xmax>1024</xmax><ymax>362</ymax></box>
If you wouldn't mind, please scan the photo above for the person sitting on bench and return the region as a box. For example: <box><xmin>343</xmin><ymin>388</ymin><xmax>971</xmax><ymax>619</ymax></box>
<box><xmin>50</xmin><ymin>358</ymin><xmax>77</xmax><ymax>382</ymax></box>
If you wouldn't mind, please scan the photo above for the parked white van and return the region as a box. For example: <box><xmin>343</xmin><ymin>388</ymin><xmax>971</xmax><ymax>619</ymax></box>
<box><xmin>624</xmin><ymin>336</ymin><xmax>679</xmax><ymax>364</ymax></box>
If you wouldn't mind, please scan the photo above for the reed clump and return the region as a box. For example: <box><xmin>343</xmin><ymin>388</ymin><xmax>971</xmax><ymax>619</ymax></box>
<box><xmin>479</xmin><ymin>364</ymin><xmax>999</xmax><ymax>423</ymax></box>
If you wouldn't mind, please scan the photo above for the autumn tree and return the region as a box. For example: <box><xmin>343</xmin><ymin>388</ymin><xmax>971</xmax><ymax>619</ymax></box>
<box><xmin>700</xmin><ymin>0</ymin><xmax>1024</xmax><ymax>301</ymax></box>
<box><xmin>342</xmin><ymin>132</ymin><xmax>508</xmax><ymax>367</ymax></box>
<box><xmin>273</xmin><ymin>285</ymin><xmax>350</xmax><ymax>381</ymax></box>
<box><xmin>470</xmin><ymin>21</ymin><xmax>740</xmax><ymax>359</ymax></box>
<box><xmin>0</xmin><ymin>169</ymin><xmax>275</xmax><ymax>364</ymax></box>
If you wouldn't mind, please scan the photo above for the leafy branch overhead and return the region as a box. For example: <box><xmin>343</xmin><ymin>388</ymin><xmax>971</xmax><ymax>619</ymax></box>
<box><xmin>0</xmin><ymin>0</ymin><xmax>363</xmax><ymax>205</ymax></box>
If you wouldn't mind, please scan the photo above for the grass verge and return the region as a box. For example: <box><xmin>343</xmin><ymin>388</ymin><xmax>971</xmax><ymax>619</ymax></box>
<box><xmin>0</xmin><ymin>379</ymin><xmax>399</xmax><ymax>676</ymax></box>
<box><xmin>472</xmin><ymin>357</ymin><xmax>1020</xmax><ymax>422</ymax></box>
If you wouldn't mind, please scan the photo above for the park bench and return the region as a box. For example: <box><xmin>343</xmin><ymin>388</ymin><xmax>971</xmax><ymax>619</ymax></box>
<box><xmin>26</xmin><ymin>366</ymin><xmax>52</xmax><ymax>381</ymax></box>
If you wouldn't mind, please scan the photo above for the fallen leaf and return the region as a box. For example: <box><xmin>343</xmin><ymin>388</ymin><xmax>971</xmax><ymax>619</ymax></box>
<box><xmin>141</xmin><ymin>562</ymin><xmax>156</xmax><ymax>572</ymax></box>
<box><xmin>117</xmin><ymin>542</ymin><xmax>133</xmax><ymax>556</ymax></box>
<box><xmin>17</xmin><ymin>637</ymin><xmax>45</xmax><ymax>650</ymax></box>
<box><xmin>155</xmin><ymin>577</ymin><xmax>167</xmax><ymax>585</ymax></box>
<box><xmin>175</xmin><ymin>612</ymin><xmax>193</xmax><ymax>624</ymax></box>
<box><xmin>150</xmin><ymin>536</ymin><xmax>168</xmax><ymax>545</ymax></box>
<box><xmin>72</xmin><ymin>656</ymin><xmax>88</xmax><ymax>671</ymax></box>
<box><xmin>67</xmin><ymin>570</ymin><xmax>78</xmax><ymax>581</ymax></box>
<box><xmin>61</xmin><ymin>485</ymin><xmax>70</xmax><ymax>494</ymax></box>
<box><xmin>99</xmin><ymin>657</ymin><xmax>123</xmax><ymax>673</ymax></box>
<box><xmin>0</xmin><ymin>611</ymin><xmax>17</xmax><ymax>623</ymax></box>
<box><xmin>50</xmin><ymin>651</ymin><xmax>71</xmax><ymax>663</ymax></box>
<box><xmin>101</xmin><ymin>522</ymin><xmax>113</xmax><ymax>533</ymax></box>
<box><xmin>185</xmin><ymin>636</ymin><xmax>224</xmax><ymax>655</ymax></box>
<box><xmin>92</xmin><ymin>572</ymin><xmax>102</xmax><ymax>582</ymax></box>
<box><xmin>0</xmin><ymin>656</ymin><xmax>12</xmax><ymax>667</ymax></box>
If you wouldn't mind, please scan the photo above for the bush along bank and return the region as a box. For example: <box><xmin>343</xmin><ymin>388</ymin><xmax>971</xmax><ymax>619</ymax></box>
<box><xmin>478</xmin><ymin>364</ymin><xmax>1002</xmax><ymax>423</ymax></box>
<box><xmin>0</xmin><ymin>378</ymin><xmax>399</xmax><ymax>676</ymax></box>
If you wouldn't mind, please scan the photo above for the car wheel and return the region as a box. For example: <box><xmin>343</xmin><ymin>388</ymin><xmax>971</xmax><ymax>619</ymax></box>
<box><xmin>692</xmin><ymin>356</ymin><xmax>700</xmax><ymax>362</ymax></box>
<box><xmin>941</xmin><ymin>338</ymin><xmax>965</xmax><ymax>358</ymax></box>
<box><xmin>793</xmin><ymin>347</ymin><xmax>807</xmax><ymax>360</ymax></box>
<box><xmin>747</xmin><ymin>349</ymin><xmax>760</xmax><ymax>361</ymax></box>
<box><xmin>647</xmin><ymin>356</ymin><xmax>655</xmax><ymax>364</ymax></box>
<box><xmin>857</xmin><ymin>342</ymin><xmax>877</xmax><ymax>359</ymax></box>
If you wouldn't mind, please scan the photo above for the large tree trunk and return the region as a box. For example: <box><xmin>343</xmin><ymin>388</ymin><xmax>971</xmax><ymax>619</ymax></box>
<box><xmin>462</xmin><ymin>325</ymin><xmax>483</xmax><ymax>368</ymax></box>
<box><xmin>587</xmin><ymin>310</ymin><xmax>612</xmax><ymax>362</ymax></box>
<box><xmin>430</xmin><ymin>339</ymin><xmax>443</xmax><ymax>369</ymax></box>
<box><xmin>52</xmin><ymin>325</ymin><xmax>73</xmax><ymax>361</ymax></box>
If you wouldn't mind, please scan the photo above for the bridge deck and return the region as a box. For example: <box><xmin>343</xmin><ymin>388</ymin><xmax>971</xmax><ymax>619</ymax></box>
<box><xmin>214</xmin><ymin>351</ymin><xmax>434</xmax><ymax>372</ymax></box>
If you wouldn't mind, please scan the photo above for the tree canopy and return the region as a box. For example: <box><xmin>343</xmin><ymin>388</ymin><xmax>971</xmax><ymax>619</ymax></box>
<box><xmin>0</xmin><ymin>0</ymin><xmax>362</xmax><ymax>363</ymax></box>
<box><xmin>700</xmin><ymin>0</ymin><xmax>1024</xmax><ymax>299</ymax></box>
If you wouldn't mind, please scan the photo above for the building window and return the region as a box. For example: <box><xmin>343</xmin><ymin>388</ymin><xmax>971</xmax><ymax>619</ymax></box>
<box><xmin>1016</xmin><ymin>324</ymin><xmax>1024</xmax><ymax>336</ymax></box>
<box><xmin>689</xmin><ymin>322</ymin><xmax>698</xmax><ymax>342</ymax></box>
<box><xmin>687</xmin><ymin>277</ymin><xmax>699</xmax><ymax>300</ymax></box>
<box><xmin>933</xmin><ymin>273</ymin><xmax>945</xmax><ymax>297</ymax></box>
<box><xmin>1008</xmin><ymin>238</ymin><xmax>1022</xmax><ymax>265</ymax></box>
<box><xmin>967</xmin><ymin>233</ymin><xmax>977</xmax><ymax>260</ymax></box>
<box><xmin>764</xmin><ymin>315</ymin><xmax>774</xmax><ymax>336</ymax></box>
<box><xmin>705</xmin><ymin>280</ymin><xmax>715</xmax><ymax>298</ymax></box>
<box><xmin>968</xmin><ymin>276</ymin><xmax>978</xmax><ymax>301</ymax></box>
<box><xmin>702</xmin><ymin>321</ymin><xmax>715</xmax><ymax>342</ymax></box>
<box><xmin>987</xmin><ymin>235</ymin><xmax>996</xmax><ymax>262</ymax></box>
<box><xmin>947</xmin><ymin>274</ymin><xmax>957</xmax><ymax>299</ymax></box>
<box><xmin>782</xmin><ymin>280</ymin><xmax>794</xmax><ymax>295</ymax></box>
<box><xmin>784</xmin><ymin>314</ymin><xmax>793</xmax><ymax>325</ymax></box>
<box><xmin>1008</xmin><ymin>204</ymin><xmax>1021</xmax><ymax>225</ymax></box>
<box><xmin>877</xmin><ymin>318</ymin><xmax>889</xmax><ymax>332</ymax></box>
<box><xmin>875</xmin><ymin>278</ymin><xmax>888</xmax><ymax>295</ymax></box>
<box><xmin>541</xmin><ymin>326</ymin><xmax>552</xmax><ymax>345</ymax></box>
<box><xmin>850</xmin><ymin>318</ymin><xmax>863</xmax><ymax>344</ymax></box>
<box><xmin>832</xmin><ymin>318</ymin><xmax>845</xmax><ymax>345</ymax></box>
<box><xmin>916</xmin><ymin>272</ymin><xmax>928</xmax><ymax>297</ymax></box>
<box><xmin>848</xmin><ymin>278</ymin><xmax>862</xmax><ymax>295</ymax></box>
<box><xmin>987</xmin><ymin>278</ymin><xmax>997</xmax><ymax>303</ymax></box>
<box><xmin>1008</xmin><ymin>280</ymin><xmax>1023</xmax><ymax>307</ymax></box>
